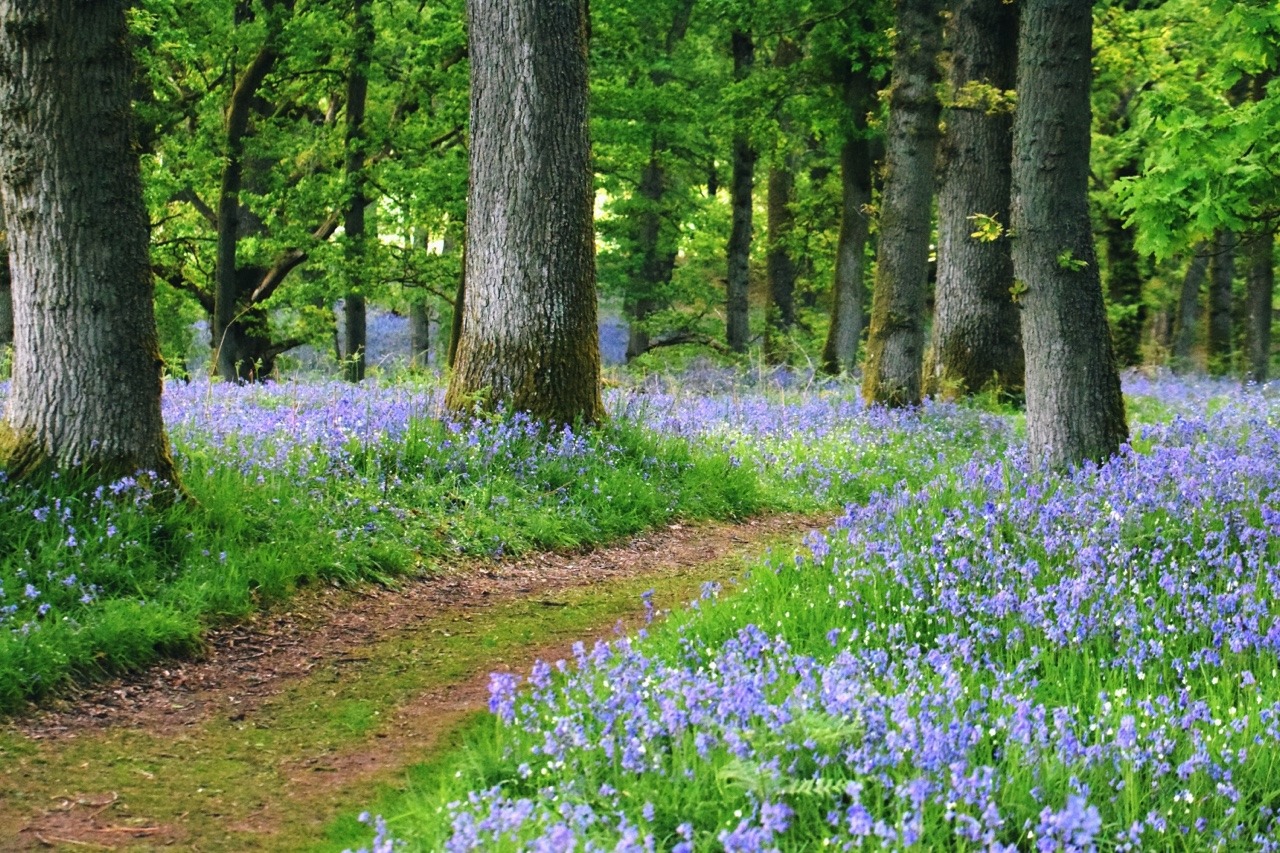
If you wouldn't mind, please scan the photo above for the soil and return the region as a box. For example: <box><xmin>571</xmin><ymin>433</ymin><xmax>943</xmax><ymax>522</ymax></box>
<box><xmin>0</xmin><ymin>512</ymin><xmax>830</xmax><ymax>852</ymax></box>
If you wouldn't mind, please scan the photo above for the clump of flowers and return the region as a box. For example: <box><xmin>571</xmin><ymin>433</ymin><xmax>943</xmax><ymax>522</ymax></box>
<box><xmin>420</xmin><ymin>382</ymin><xmax>1280</xmax><ymax>850</ymax></box>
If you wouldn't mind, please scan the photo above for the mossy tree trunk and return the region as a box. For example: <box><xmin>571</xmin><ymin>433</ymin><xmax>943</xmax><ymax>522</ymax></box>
<box><xmin>862</xmin><ymin>0</ymin><xmax>945</xmax><ymax>406</ymax></box>
<box><xmin>1245</xmin><ymin>230</ymin><xmax>1274</xmax><ymax>385</ymax></box>
<box><xmin>924</xmin><ymin>0</ymin><xmax>1022</xmax><ymax>398</ymax></box>
<box><xmin>725</xmin><ymin>29</ymin><xmax>755</xmax><ymax>354</ymax></box>
<box><xmin>1207</xmin><ymin>229</ymin><xmax>1236</xmax><ymax>376</ymax></box>
<box><xmin>0</xmin><ymin>0</ymin><xmax>180</xmax><ymax>486</ymax></box>
<box><xmin>820</xmin><ymin>59</ymin><xmax>875</xmax><ymax>376</ymax></box>
<box><xmin>446</xmin><ymin>0</ymin><xmax>602</xmax><ymax>425</ymax></box>
<box><xmin>1011</xmin><ymin>0</ymin><xmax>1127</xmax><ymax>470</ymax></box>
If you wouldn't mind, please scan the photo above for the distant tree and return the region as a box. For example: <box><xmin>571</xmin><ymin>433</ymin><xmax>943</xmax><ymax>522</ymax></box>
<box><xmin>446</xmin><ymin>0</ymin><xmax>602</xmax><ymax>423</ymax></box>
<box><xmin>0</xmin><ymin>0</ymin><xmax>180</xmax><ymax>485</ymax></box>
<box><xmin>140</xmin><ymin>0</ymin><xmax>468</xmax><ymax>382</ymax></box>
<box><xmin>211</xmin><ymin>0</ymin><xmax>334</xmax><ymax>382</ymax></box>
<box><xmin>725</xmin><ymin>28</ymin><xmax>756</xmax><ymax>353</ymax></box>
<box><xmin>1245</xmin><ymin>229</ymin><xmax>1274</xmax><ymax>384</ymax></box>
<box><xmin>924</xmin><ymin>0</ymin><xmax>1022</xmax><ymax>398</ymax></box>
<box><xmin>862</xmin><ymin>0</ymin><xmax>944</xmax><ymax>406</ymax></box>
<box><xmin>342</xmin><ymin>0</ymin><xmax>374</xmax><ymax>383</ymax></box>
<box><xmin>1011</xmin><ymin>0</ymin><xmax>1127</xmax><ymax>469</ymax></box>
<box><xmin>1171</xmin><ymin>244</ymin><xmax>1209</xmax><ymax>372</ymax></box>
<box><xmin>1207</xmin><ymin>229</ymin><xmax>1235</xmax><ymax>375</ymax></box>
<box><xmin>819</xmin><ymin>50</ymin><xmax>876</xmax><ymax>376</ymax></box>
<box><xmin>764</xmin><ymin>36</ymin><xmax>803</xmax><ymax>364</ymax></box>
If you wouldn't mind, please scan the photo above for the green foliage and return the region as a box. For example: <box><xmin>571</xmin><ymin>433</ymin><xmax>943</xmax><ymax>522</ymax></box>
<box><xmin>967</xmin><ymin>212</ymin><xmax>1006</xmax><ymax>243</ymax></box>
<box><xmin>133</xmin><ymin>0</ymin><xmax>468</xmax><ymax>371</ymax></box>
<box><xmin>948</xmin><ymin>80</ymin><xmax>1016</xmax><ymax>115</ymax></box>
<box><xmin>1103</xmin><ymin>0</ymin><xmax>1280</xmax><ymax>260</ymax></box>
<box><xmin>1056</xmin><ymin>249</ymin><xmax>1090</xmax><ymax>272</ymax></box>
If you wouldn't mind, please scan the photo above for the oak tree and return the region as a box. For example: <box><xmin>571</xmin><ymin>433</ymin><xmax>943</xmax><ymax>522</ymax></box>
<box><xmin>1011</xmin><ymin>0</ymin><xmax>1128</xmax><ymax>468</ymax></box>
<box><xmin>446</xmin><ymin>0</ymin><xmax>603</xmax><ymax>424</ymax></box>
<box><xmin>0</xmin><ymin>0</ymin><xmax>180</xmax><ymax>485</ymax></box>
<box><xmin>862</xmin><ymin>0</ymin><xmax>944</xmax><ymax>406</ymax></box>
<box><xmin>924</xmin><ymin>0</ymin><xmax>1023</xmax><ymax>399</ymax></box>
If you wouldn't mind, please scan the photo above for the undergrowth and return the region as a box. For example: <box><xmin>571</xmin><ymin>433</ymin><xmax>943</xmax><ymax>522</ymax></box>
<box><xmin>0</xmin><ymin>375</ymin><xmax>1010</xmax><ymax>713</ymax></box>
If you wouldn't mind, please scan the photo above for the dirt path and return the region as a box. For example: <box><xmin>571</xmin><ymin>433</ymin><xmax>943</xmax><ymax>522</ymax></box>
<box><xmin>0</xmin><ymin>513</ymin><xmax>830</xmax><ymax>851</ymax></box>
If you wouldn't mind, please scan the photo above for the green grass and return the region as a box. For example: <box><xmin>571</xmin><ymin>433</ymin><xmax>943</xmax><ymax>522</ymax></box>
<box><xmin>0</xmin><ymin>415</ymin><xmax>769</xmax><ymax>713</ymax></box>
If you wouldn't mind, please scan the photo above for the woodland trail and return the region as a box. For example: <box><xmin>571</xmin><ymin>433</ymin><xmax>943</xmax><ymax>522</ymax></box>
<box><xmin>0</xmin><ymin>513</ymin><xmax>831</xmax><ymax>852</ymax></box>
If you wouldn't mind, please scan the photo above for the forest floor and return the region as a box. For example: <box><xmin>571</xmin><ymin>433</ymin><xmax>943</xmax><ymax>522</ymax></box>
<box><xmin>0</xmin><ymin>512</ymin><xmax>830</xmax><ymax>852</ymax></box>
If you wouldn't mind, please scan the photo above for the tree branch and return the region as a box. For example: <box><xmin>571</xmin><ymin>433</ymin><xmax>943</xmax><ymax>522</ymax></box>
<box><xmin>170</xmin><ymin>185</ymin><xmax>218</xmax><ymax>228</ymax></box>
<box><xmin>248</xmin><ymin>210</ymin><xmax>342</xmax><ymax>305</ymax></box>
<box><xmin>153</xmin><ymin>264</ymin><xmax>215</xmax><ymax>314</ymax></box>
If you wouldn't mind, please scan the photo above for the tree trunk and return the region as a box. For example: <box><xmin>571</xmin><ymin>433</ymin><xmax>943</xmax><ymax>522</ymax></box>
<box><xmin>924</xmin><ymin>0</ymin><xmax>1022</xmax><ymax>398</ymax></box>
<box><xmin>214</xmin><ymin>13</ymin><xmax>284</xmax><ymax>382</ymax></box>
<box><xmin>446</xmin><ymin>0</ymin><xmax>602</xmax><ymax>424</ymax></box>
<box><xmin>725</xmin><ymin>29</ymin><xmax>755</xmax><ymax>354</ymax></box>
<box><xmin>409</xmin><ymin>299</ymin><xmax>430</xmax><ymax>370</ymax></box>
<box><xmin>623</xmin><ymin>3</ymin><xmax>694</xmax><ymax>362</ymax></box>
<box><xmin>1171</xmin><ymin>243</ymin><xmax>1208</xmax><ymax>372</ymax></box>
<box><xmin>763</xmin><ymin>36</ymin><xmax>802</xmax><ymax>365</ymax></box>
<box><xmin>448</xmin><ymin>264</ymin><xmax>464</xmax><ymax>369</ymax></box>
<box><xmin>1245</xmin><ymin>230</ymin><xmax>1274</xmax><ymax>385</ymax></box>
<box><xmin>342</xmin><ymin>294</ymin><xmax>367</xmax><ymax>380</ymax></box>
<box><xmin>0</xmin><ymin>0</ymin><xmax>179</xmax><ymax>485</ymax></box>
<box><xmin>624</xmin><ymin>156</ymin><xmax>676</xmax><ymax>361</ymax></box>
<box><xmin>1102</xmin><ymin>163</ymin><xmax>1146</xmax><ymax>368</ymax></box>
<box><xmin>1207</xmin><ymin>228</ymin><xmax>1235</xmax><ymax>375</ymax></box>
<box><xmin>820</xmin><ymin>60</ymin><xmax>875</xmax><ymax>376</ymax></box>
<box><xmin>0</xmin><ymin>200</ymin><xmax>11</xmax><ymax>356</ymax></box>
<box><xmin>862</xmin><ymin>0</ymin><xmax>945</xmax><ymax>406</ymax></box>
<box><xmin>342</xmin><ymin>0</ymin><xmax>373</xmax><ymax>383</ymax></box>
<box><xmin>1011</xmin><ymin>0</ymin><xmax>1127</xmax><ymax>470</ymax></box>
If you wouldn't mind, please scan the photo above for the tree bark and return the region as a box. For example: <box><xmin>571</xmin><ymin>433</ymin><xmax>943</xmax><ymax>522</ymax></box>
<box><xmin>924</xmin><ymin>0</ymin><xmax>1022</xmax><ymax>398</ymax></box>
<box><xmin>1245</xmin><ymin>230</ymin><xmax>1274</xmax><ymax>385</ymax></box>
<box><xmin>1207</xmin><ymin>228</ymin><xmax>1235</xmax><ymax>375</ymax></box>
<box><xmin>763</xmin><ymin>36</ymin><xmax>803</xmax><ymax>365</ymax></box>
<box><xmin>410</xmin><ymin>299</ymin><xmax>430</xmax><ymax>370</ymax></box>
<box><xmin>624</xmin><ymin>156</ymin><xmax>676</xmax><ymax>361</ymax></box>
<box><xmin>0</xmin><ymin>0</ymin><xmax>179</xmax><ymax>485</ymax></box>
<box><xmin>1011</xmin><ymin>0</ymin><xmax>1127</xmax><ymax>469</ymax></box>
<box><xmin>862</xmin><ymin>0</ymin><xmax>945</xmax><ymax>406</ymax></box>
<box><xmin>342</xmin><ymin>294</ymin><xmax>367</xmax><ymax>380</ymax></box>
<box><xmin>1102</xmin><ymin>162</ymin><xmax>1146</xmax><ymax>368</ymax></box>
<box><xmin>622</xmin><ymin>2</ymin><xmax>694</xmax><ymax>362</ymax></box>
<box><xmin>1171</xmin><ymin>243</ymin><xmax>1208</xmax><ymax>372</ymax></box>
<box><xmin>213</xmin><ymin>8</ymin><xmax>285</xmax><ymax>382</ymax></box>
<box><xmin>764</xmin><ymin>149</ymin><xmax>798</xmax><ymax>362</ymax></box>
<box><xmin>446</xmin><ymin>0</ymin><xmax>602</xmax><ymax>424</ymax></box>
<box><xmin>725</xmin><ymin>29</ymin><xmax>755</xmax><ymax>354</ymax></box>
<box><xmin>820</xmin><ymin>60</ymin><xmax>875</xmax><ymax>376</ymax></box>
<box><xmin>342</xmin><ymin>0</ymin><xmax>373</xmax><ymax>383</ymax></box>
<box><xmin>0</xmin><ymin>199</ymin><xmax>11</xmax><ymax>356</ymax></box>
